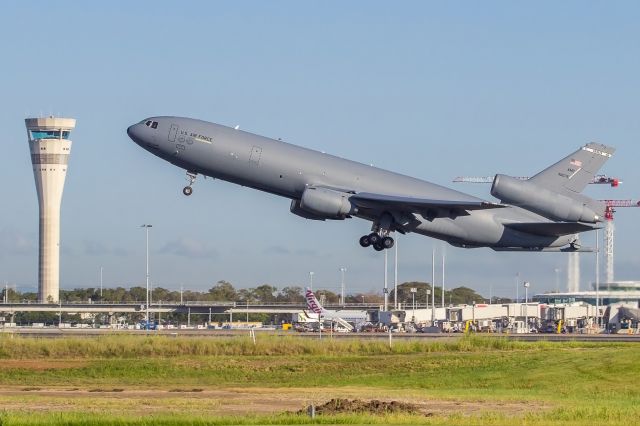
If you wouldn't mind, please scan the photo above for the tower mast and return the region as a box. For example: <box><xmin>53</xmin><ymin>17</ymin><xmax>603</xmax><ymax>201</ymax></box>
<box><xmin>25</xmin><ymin>117</ymin><xmax>76</xmax><ymax>303</ymax></box>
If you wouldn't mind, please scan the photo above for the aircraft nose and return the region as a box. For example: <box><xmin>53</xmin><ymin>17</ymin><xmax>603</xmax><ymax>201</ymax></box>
<box><xmin>127</xmin><ymin>123</ymin><xmax>143</xmax><ymax>145</ymax></box>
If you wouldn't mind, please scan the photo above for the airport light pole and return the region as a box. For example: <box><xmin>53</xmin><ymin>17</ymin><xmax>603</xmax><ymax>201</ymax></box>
<box><xmin>99</xmin><ymin>266</ymin><xmax>103</xmax><ymax>299</ymax></box>
<box><xmin>431</xmin><ymin>248</ymin><xmax>435</xmax><ymax>323</ymax></box>
<box><xmin>595</xmin><ymin>229</ymin><xmax>600</xmax><ymax>328</ymax></box>
<box><xmin>309</xmin><ymin>271</ymin><xmax>314</xmax><ymax>290</ymax></box>
<box><xmin>394</xmin><ymin>237</ymin><xmax>398</xmax><ymax>309</ymax></box>
<box><xmin>523</xmin><ymin>281</ymin><xmax>530</xmax><ymax>333</ymax></box>
<box><xmin>411</xmin><ymin>287</ymin><xmax>417</xmax><ymax>322</ymax></box>
<box><xmin>141</xmin><ymin>224</ymin><xmax>152</xmax><ymax>326</ymax></box>
<box><xmin>339</xmin><ymin>267</ymin><xmax>346</xmax><ymax>306</ymax></box>
<box><xmin>441</xmin><ymin>252</ymin><xmax>445</xmax><ymax>308</ymax></box>
<box><xmin>426</xmin><ymin>289</ymin><xmax>431</xmax><ymax>314</ymax></box>
<box><xmin>384</xmin><ymin>250</ymin><xmax>388</xmax><ymax>311</ymax></box>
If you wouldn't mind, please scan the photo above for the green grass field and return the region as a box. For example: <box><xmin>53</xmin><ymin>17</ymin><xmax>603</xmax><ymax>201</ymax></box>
<box><xmin>0</xmin><ymin>334</ymin><xmax>637</xmax><ymax>425</ymax></box>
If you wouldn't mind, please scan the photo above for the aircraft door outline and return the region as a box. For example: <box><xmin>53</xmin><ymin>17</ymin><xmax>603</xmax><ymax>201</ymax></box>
<box><xmin>168</xmin><ymin>124</ymin><xmax>178</xmax><ymax>142</ymax></box>
<box><xmin>249</xmin><ymin>146</ymin><xmax>262</xmax><ymax>166</ymax></box>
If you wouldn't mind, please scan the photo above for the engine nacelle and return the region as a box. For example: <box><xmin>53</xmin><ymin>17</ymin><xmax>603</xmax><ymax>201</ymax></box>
<box><xmin>491</xmin><ymin>174</ymin><xmax>601</xmax><ymax>223</ymax></box>
<box><xmin>290</xmin><ymin>199</ymin><xmax>328</xmax><ymax>221</ymax></box>
<box><xmin>293</xmin><ymin>187</ymin><xmax>356</xmax><ymax>220</ymax></box>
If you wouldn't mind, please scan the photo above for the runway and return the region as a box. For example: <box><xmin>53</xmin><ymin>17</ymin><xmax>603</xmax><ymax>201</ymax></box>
<box><xmin>2</xmin><ymin>327</ymin><xmax>639</xmax><ymax>342</ymax></box>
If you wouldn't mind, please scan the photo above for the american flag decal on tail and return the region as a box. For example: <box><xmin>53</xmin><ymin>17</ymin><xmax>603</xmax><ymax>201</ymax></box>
<box><xmin>570</xmin><ymin>158</ymin><xmax>583</xmax><ymax>167</ymax></box>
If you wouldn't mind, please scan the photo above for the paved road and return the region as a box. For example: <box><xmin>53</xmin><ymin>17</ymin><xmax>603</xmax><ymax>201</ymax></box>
<box><xmin>2</xmin><ymin>327</ymin><xmax>639</xmax><ymax>342</ymax></box>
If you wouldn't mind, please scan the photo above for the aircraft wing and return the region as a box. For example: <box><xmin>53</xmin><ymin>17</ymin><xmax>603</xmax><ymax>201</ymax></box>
<box><xmin>350</xmin><ymin>192</ymin><xmax>505</xmax><ymax>213</ymax></box>
<box><xmin>503</xmin><ymin>222</ymin><xmax>600</xmax><ymax>237</ymax></box>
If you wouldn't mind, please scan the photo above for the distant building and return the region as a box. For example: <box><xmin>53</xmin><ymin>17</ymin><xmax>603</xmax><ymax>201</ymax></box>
<box><xmin>25</xmin><ymin>117</ymin><xmax>76</xmax><ymax>303</ymax></box>
<box><xmin>534</xmin><ymin>281</ymin><xmax>640</xmax><ymax>307</ymax></box>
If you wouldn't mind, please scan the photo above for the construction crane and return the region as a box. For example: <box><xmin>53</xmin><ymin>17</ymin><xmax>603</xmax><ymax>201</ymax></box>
<box><xmin>452</xmin><ymin>174</ymin><xmax>621</xmax><ymax>186</ymax></box>
<box><xmin>602</xmin><ymin>200</ymin><xmax>640</xmax><ymax>284</ymax></box>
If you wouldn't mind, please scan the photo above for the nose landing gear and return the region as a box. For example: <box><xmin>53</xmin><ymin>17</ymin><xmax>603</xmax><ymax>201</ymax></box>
<box><xmin>183</xmin><ymin>171</ymin><xmax>197</xmax><ymax>196</ymax></box>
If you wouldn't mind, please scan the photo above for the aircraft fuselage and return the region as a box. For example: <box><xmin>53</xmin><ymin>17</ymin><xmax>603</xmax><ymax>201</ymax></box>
<box><xmin>127</xmin><ymin>116</ymin><xmax>580</xmax><ymax>250</ymax></box>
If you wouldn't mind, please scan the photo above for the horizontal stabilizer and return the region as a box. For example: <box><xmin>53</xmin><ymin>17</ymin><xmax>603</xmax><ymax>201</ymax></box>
<box><xmin>504</xmin><ymin>222</ymin><xmax>600</xmax><ymax>237</ymax></box>
<box><xmin>350</xmin><ymin>192</ymin><xmax>505</xmax><ymax>212</ymax></box>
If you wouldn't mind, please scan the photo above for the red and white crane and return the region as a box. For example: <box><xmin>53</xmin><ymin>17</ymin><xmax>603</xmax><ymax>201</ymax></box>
<box><xmin>601</xmin><ymin>200</ymin><xmax>640</xmax><ymax>283</ymax></box>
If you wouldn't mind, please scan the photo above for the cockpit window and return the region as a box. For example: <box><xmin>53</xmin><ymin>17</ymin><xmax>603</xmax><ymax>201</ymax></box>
<box><xmin>145</xmin><ymin>120</ymin><xmax>152</xmax><ymax>127</ymax></box>
<box><xmin>151</xmin><ymin>121</ymin><xmax>158</xmax><ymax>129</ymax></box>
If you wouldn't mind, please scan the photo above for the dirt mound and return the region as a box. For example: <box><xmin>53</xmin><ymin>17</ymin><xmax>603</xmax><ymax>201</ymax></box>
<box><xmin>300</xmin><ymin>398</ymin><xmax>420</xmax><ymax>415</ymax></box>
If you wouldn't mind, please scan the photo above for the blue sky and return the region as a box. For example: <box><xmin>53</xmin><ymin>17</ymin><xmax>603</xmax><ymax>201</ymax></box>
<box><xmin>1</xmin><ymin>1</ymin><xmax>638</xmax><ymax>298</ymax></box>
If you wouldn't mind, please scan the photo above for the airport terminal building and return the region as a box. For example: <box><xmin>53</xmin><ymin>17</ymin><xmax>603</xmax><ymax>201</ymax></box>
<box><xmin>534</xmin><ymin>281</ymin><xmax>640</xmax><ymax>307</ymax></box>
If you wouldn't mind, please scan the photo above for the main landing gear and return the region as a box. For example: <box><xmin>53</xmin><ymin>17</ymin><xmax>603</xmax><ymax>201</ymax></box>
<box><xmin>183</xmin><ymin>171</ymin><xmax>197</xmax><ymax>196</ymax></box>
<box><xmin>359</xmin><ymin>232</ymin><xmax>394</xmax><ymax>251</ymax></box>
<box><xmin>359</xmin><ymin>213</ymin><xmax>396</xmax><ymax>251</ymax></box>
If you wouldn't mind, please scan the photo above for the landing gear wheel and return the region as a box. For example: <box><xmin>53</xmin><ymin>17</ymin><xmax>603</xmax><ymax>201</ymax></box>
<box><xmin>368</xmin><ymin>233</ymin><xmax>381</xmax><ymax>245</ymax></box>
<box><xmin>359</xmin><ymin>235</ymin><xmax>371</xmax><ymax>247</ymax></box>
<box><xmin>382</xmin><ymin>236</ymin><xmax>394</xmax><ymax>249</ymax></box>
<box><xmin>183</xmin><ymin>171</ymin><xmax>197</xmax><ymax>196</ymax></box>
<box><xmin>373</xmin><ymin>241</ymin><xmax>385</xmax><ymax>251</ymax></box>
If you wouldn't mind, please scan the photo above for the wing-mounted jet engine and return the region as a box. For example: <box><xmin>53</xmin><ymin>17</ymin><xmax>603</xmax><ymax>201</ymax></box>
<box><xmin>290</xmin><ymin>187</ymin><xmax>357</xmax><ymax>220</ymax></box>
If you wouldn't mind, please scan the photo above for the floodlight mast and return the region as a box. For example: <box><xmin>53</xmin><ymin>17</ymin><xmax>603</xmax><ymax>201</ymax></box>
<box><xmin>523</xmin><ymin>281</ymin><xmax>530</xmax><ymax>333</ymax></box>
<box><xmin>339</xmin><ymin>267</ymin><xmax>347</xmax><ymax>306</ymax></box>
<box><xmin>431</xmin><ymin>249</ymin><xmax>435</xmax><ymax>323</ymax></box>
<box><xmin>141</xmin><ymin>224</ymin><xmax>152</xmax><ymax>326</ymax></box>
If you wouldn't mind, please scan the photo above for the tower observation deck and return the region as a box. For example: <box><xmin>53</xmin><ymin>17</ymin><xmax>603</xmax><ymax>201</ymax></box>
<box><xmin>25</xmin><ymin>117</ymin><xmax>76</xmax><ymax>303</ymax></box>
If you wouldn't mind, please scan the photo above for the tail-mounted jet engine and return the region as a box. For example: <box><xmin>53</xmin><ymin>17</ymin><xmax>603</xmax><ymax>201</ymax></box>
<box><xmin>491</xmin><ymin>174</ymin><xmax>603</xmax><ymax>223</ymax></box>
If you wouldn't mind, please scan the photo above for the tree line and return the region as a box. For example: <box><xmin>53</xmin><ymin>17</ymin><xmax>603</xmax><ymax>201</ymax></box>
<box><xmin>3</xmin><ymin>280</ymin><xmax>505</xmax><ymax>306</ymax></box>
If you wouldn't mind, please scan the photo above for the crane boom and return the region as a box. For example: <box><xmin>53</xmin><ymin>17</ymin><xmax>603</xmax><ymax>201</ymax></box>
<box><xmin>603</xmin><ymin>200</ymin><xmax>640</xmax><ymax>208</ymax></box>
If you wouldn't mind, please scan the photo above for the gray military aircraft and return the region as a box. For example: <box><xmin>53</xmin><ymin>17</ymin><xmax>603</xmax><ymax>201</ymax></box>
<box><xmin>127</xmin><ymin>116</ymin><xmax>614</xmax><ymax>252</ymax></box>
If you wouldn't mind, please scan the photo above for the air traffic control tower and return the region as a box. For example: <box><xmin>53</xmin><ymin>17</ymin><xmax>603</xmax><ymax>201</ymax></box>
<box><xmin>25</xmin><ymin>117</ymin><xmax>76</xmax><ymax>303</ymax></box>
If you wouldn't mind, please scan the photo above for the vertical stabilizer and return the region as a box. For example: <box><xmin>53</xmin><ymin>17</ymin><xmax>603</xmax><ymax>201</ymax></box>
<box><xmin>530</xmin><ymin>143</ymin><xmax>615</xmax><ymax>194</ymax></box>
<box><xmin>305</xmin><ymin>288</ymin><xmax>325</xmax><ymax>314</ymax></box>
